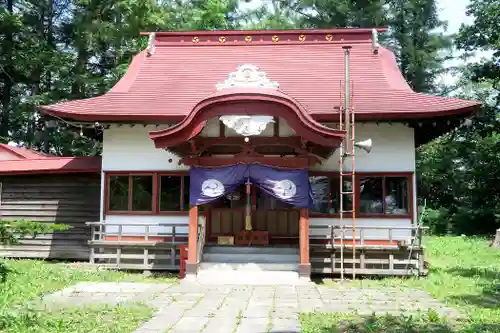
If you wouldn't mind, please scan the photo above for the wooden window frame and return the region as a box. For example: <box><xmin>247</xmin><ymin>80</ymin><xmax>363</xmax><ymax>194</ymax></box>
<box><xmin>309</xmin><ymin>171</ymin><xmax>413</xmax><ymax>219</ymax></box>
<box><xmin>104</xmin><ymin>171</ymin><xmax>189</xmax><ymax>216</ymax></box>
<box><xmin>157</xmin><ymin>173</ymin><xmax>190</xmax><ymax>216</ymax></box>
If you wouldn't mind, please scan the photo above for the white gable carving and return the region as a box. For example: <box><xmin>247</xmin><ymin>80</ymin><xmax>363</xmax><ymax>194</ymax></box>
<box><xmin>219</xmin><ymin>115</ymin><xmax>275</xmax><ymax>136</ymax></box>
<box><xmin>216</xmin><ymin>64</ymin><xmax>279</xmax><ymax>90</ymax></box>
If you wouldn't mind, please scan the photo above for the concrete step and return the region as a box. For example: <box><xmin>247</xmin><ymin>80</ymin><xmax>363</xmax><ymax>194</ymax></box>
<box><xmin>195</xmin><ymin>269</ymin><xmax>306</xmax><ymax>286</ymax></box>
<box><xmin>204</xmin><ymin>246</ymin><xmax>299</xmax><ymax>255</ymax></box>
<box><xmin>199</xmin><ymin>262</ymin><xmax>298</xmax><ymax>272</ymax></box>
<box><xmin>202</xmin><ymin>252</ymin><xmax>299</xmax><ymax>263</ymax></box>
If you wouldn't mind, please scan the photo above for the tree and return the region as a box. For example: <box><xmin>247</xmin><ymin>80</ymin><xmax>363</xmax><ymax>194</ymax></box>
<box><xmin>417</xmin><ymin>0</ymin><xmax>500</xmax><ymax>235</ymax></box>
<box><xmin>0</xmin><ymin>0</ymin><xmax>242</xmax><ymax>155</ymax></box>
<box><xmin>386</xmin><ymin>0</ymin><xmax>453</xmax><ymax>93</ymax></box>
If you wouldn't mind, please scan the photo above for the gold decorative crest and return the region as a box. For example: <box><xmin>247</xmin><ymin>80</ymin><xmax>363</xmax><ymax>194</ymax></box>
<box><xmin>272</xmin><ymin>35</ymin><xmax>280</xmax><ymax>43</ymax></box>
<box><xmin>219</xmin><ymin>36</ymin><xmax>226</xmax><ymax>43</ymax></box>
<box><xmin>325</xmin><ymin>34</ymin><xmax>333</xmax><ymax>41</ymax></box>
<box><xmin>245</xmin><ymin>35</ymin><xmax>252</xmax><ymax>43</ymax></box>
<box><xmin>298</xmin><ymin>34</ymin><xmax>306</xmax><ymax>42</ymax></box>
<box><xmin>192</xmin><ymin>36</ymin><xmax>199</xmax><ymax>43</ymax></box>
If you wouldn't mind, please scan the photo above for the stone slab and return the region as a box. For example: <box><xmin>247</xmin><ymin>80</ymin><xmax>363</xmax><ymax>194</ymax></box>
<box><xmin>36</xmin><ymin>281</ymin><xmax>460</xmax><ymax>333</ymax></box>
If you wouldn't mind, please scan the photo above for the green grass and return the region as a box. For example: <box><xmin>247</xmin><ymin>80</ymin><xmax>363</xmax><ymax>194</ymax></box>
<box><xmin>302</xmin><ymin>236</ymin><xmax>500</xmax><ymax>333</ymax></box>
<box><xmin>0</xmin><ymin>259</ymin><xmax>176</xmax><ymax>333</ymax></box>
<box><xmin>0</xmin><ymin>303</ymin><xmax>153</xmax><ymax>333</ymax></box>
<box><xmin>0</xmin><ymin>259</ymin><xmax>177</xmax><ymax>310</ymax></box>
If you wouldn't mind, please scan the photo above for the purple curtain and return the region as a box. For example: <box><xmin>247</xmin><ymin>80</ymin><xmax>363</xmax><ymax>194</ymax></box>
<box><xmin>189</xmin><ymin>165</ymin><xmax>312</xmax><ymax>208</ymax></box>
<box><xmin>247</xmin><ymin>165</ymin><xmax>312</xmax><ymax>208</ymax></box>
<box><xmin>189</xmin><ymin>165</ymin><xmax>248</xmax><ymax>206</ymax></box>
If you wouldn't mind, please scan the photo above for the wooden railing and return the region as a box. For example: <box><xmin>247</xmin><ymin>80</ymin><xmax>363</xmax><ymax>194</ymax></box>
<box><xmin>86</xmin><ymin>221</ymin><xmax>189</xmax><ymax>271</ymax></box>
<box><xmin>310</xmin><ymin>224</ymin><xmax>427</xmax><ymax>248</ymax></box>
<box><xmin>310</xmin><ymin>224</ymin><xmax>428</xmax><ymax>277</ymax></box>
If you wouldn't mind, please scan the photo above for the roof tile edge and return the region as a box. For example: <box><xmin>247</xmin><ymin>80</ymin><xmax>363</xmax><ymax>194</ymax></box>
<box><xmin>141</xmin><ymin>28</ymin><xmax>388</xmax><ymax>46</ymax></box>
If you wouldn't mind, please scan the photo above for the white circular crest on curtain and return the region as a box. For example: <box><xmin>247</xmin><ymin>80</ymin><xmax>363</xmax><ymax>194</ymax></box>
<box><xmin>201</xmin><ymin>179</ymin><xmax>225</xmax><ymax>197</ymax></box>
<box><xmin>273</xmin><ymin>180</ymin><xmax>297</xmax><ymax>199</ymax></box>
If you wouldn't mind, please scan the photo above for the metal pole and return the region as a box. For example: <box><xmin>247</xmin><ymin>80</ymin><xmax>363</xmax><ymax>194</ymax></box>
<box><xmin>343</xmin><ymin>45</ymin><xmax>356</xmax><ymax>280</ymax></box>
<box><xmin>343</xmin><ymin>46</ymin><xmax>352</xmax><ymax>155</ymax></box>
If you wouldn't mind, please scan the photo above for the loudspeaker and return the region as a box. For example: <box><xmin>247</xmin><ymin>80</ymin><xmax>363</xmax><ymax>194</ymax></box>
<box><xmin>354</xmin><ymin>139</ymin><xmax>372</xmax><ymax>153</ymax></box>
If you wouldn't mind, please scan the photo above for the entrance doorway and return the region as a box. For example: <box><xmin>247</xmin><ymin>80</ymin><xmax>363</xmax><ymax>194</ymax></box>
<box><xmin>205</xmin><ymin>183</ymin><xmax>300</xmax><ymax>245</ymax></box>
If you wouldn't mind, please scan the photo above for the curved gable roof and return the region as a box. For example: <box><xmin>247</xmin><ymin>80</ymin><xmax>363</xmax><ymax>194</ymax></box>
<box><xmin>39</xmin><ymin>28</ymin><xmax>480</xmax><ymax>122</ymax></box>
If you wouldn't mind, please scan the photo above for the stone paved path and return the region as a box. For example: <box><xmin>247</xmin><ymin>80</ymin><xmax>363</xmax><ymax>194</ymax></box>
<box><xmin>40</xmin><ymin>281</ymin><xmax>459</xmax><ymax>333</ymax></box>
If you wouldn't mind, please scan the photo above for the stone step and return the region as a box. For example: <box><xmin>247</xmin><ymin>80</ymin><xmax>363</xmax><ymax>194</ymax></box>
<box><xmin>204</xmin><ymin>246</ymin><xmax>299</xmax><ymax>255</ymax></box>
<box><xmin>199</xmin><ymin>262</ymin><xmax>298</xmax><ymax>272</ymax></box>
<box><xmin>195</xmin><ymin>269</ymin><xmax>306</xmax><ymax>285</ymax></box>
<box><xmin>202</xmin><ymin>252</ymin><xmax>299</xmax><ymax>263</ymax></box>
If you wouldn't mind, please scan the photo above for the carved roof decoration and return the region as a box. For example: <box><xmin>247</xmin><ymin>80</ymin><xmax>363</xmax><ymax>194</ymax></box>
<box><xmin>216</xmin><ymin>65</ymin><xmax>279</xmax><ymax>90</ymax></box>
<box><xmin>39</xmin><ymin>27</ymin><xmax>480</xmax><ymax>146</ymax></box>
<box><xmin>219</xmin><ymin>115</ymin><xmax>275</xmax><ymax>136</ymax></box>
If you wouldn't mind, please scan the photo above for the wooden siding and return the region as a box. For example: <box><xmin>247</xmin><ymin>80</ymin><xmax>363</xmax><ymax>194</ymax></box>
<box><xmin>208</xmin><ymin>208</ymin><xmax>299</xmax><ymax>242</ymax></box>
<box><xmin>0</xmin><ymin>174</ymin><xmax>100</xmax><ymax>259</ymax></box>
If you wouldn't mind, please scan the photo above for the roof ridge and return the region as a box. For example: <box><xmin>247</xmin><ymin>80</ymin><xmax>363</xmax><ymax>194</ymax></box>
<box><xmin>140</xmin><ymin>28</ymin><xmax>388</xmax><ymax>36</ymax></box>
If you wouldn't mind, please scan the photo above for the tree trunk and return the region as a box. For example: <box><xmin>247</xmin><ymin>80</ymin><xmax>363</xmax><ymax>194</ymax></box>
<box><xmin>492</xmin><ymin>229</ymin><xmax>500</xmax><ymax>248</ymax></box>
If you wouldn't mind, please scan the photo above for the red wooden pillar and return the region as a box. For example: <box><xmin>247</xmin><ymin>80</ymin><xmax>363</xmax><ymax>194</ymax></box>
<box><xmin>186</xmin><ymin>205</ymin><xmax>198</xmax><ymax>276</ymax></box>
<box><xmin>299</xmin><ymin>208</ymin><xmax>311</xmax><ymax>278</ymax></box>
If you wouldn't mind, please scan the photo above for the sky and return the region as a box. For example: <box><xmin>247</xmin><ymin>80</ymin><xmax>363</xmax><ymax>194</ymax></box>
<box><xmin>240</xmin><ymin>0</ymin><xmax>481</xmax><ymax>86</ymax></box>
<box><xmin>241</xmin><ymin>0</ymin><xmax>474</xmax><ymax>33</ymax></box>
<box><xmin>438</xmin><ymin>0</ymin><xmax>473</xmax><ymax>33</ymax></box>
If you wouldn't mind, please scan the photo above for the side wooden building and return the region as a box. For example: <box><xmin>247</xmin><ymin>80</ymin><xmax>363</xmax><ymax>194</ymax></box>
<box><xmin>0</xmin><ymin>144</ymin><xmax>101</xmax><ymax>260</ymax></box>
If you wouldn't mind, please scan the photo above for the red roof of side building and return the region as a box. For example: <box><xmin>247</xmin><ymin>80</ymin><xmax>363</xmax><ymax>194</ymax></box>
<box><xmin>39</xmin><ymin>28</ymin><xmax>480</xmax><ymax>122</ymax></box>
<box><xmin>0</xmin><ymin>144</ymin><xmax>101</xmax><ymax>175</ymax></box>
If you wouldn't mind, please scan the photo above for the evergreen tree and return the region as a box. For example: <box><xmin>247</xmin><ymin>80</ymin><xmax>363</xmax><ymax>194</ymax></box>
<box><xmin>387</xmin><ymin>0</ymin><xmax>453</xmax><ymax>93</ymax></box>
<box><xmin>417</xmin><ymin>0</ymin><xmax>500</xmax><ymax>235</ymax></box>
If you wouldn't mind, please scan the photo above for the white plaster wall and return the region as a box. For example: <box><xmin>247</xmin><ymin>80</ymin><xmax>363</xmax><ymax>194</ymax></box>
<box><xmin>102</xmin><ymin>125</ymin><xmax>188</xmax><ymax>172</ymax></box>
<box><xmin>309</xmin><ymin>217</ymin><xmax>412</xmax><ymax>241</ymax></box>
<box><xmin>102</xmin><ymin>122</ymin><xmax>414</xmax><ymax>173</ymax></box>
<box><xmin>200</xmin><ymin>118</ymin><xmax>221</xmax><ymax>137</ymax></box>
<box><xmin>312</xmin><ymin>123</ymin><xmax>415</xmax><ymax>172</ymax></box>
<box><xmin>101</xmin><ymin>122</ymin><xmax>417</xmax><ymax>231</ymax></box>
<box><xmin>279</xmin><ymin>118</ymin><xmax>295</xmax><ymax>136</ymax></box>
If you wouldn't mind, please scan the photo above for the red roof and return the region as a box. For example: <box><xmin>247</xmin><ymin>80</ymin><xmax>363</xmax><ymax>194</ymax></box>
<box><xmin>0</xmin><ymin>144</ymin><xmax>50</xmax><ymax>159</ymax></box>
<box><xmin>0</xmin><ymin>144</ymin><xmax>101</xmax><ymax>175</ymax></box>
<box><xmin>40</xmin><ymin>28</ymin><xmax>480</xmax><ymax>121</ymax></box>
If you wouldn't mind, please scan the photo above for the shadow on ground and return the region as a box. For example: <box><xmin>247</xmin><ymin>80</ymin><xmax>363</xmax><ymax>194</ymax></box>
<box><xmin>446</xmin><ymin>267</ymin><xmax>500</xmax><ymax>309</ymax></box>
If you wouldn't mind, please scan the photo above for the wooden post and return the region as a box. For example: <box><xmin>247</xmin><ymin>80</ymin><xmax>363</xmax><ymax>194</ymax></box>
<box><xmin>187</xmin><ymin>205</ymin><xmax>198</xmax><ymax>264</ymax></box>
<box><xmin>299</xmin><ymin>208</ymin><xmax>311</xmax><ymax>278</ymax></box>
<box><xmin>186</xmin><ymin>205</ymin><xmax>199</xmax><ymax>277</ymax></box>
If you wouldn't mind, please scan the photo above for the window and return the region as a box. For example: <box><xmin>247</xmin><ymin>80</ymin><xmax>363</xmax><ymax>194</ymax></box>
<box><xmin>132</xmin><ymin>176</ymin><xmax>153</xmax><ymax>211</ymax></box>
<box><xmin>309</xmin><ymin>175</ymin><xmax>352</xmax><ymax>215</ymax></box>
<box><xmin>108</xmin><ymin>175</ymin><xmax>153</xmax><ymax>212</ymax></box>
<box><xmin>159</xmin><ymin>175</ymin><xmax>190</xmax><ymax>212</ymax></box>
<box><xmin>359</xmin><ymin>176</ymin><xmax>410</xmax><ymax>215</ymax></box>
<box><xmin>159</xmin><ymin>176</ymin><xmax>181</xmax><ymax>211</ymax></box>
<box><xmin>106</xmin><ymin>173</ymin><xmax>189</xmax><ymax>214</ymax></box>
<box><xmin>309</xmin><ymin>173</ymin><xmax>411</xmax><ymax>217</ymax></box>
<box><xmin>109</xmin><ymin>176</ymin><xmax>129</xmax><ymax>211</ymax></box>
<box><xmin>385</xmin><ymin>177</ymin><xmax>409</xmax><ymax>215</ymax></box>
